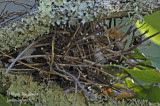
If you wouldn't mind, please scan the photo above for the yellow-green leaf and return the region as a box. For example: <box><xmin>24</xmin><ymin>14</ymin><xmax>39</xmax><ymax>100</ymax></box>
<box><xmin>105</xmin><ymin>65</ymin><xmax>160</xmax><ymax>83</ymax></box>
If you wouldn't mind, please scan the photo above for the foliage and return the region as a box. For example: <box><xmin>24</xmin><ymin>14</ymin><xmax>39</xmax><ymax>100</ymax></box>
<box><xmin>0</xmin><ymin>94</ymin><xmax>32</xmax><ymax>106</ymax></box>
<box><xmin>136</xmin><ymin>10</ymin><xmax>160</xmax><ymax>45</ymax></box>
<box><xmin>105</xmin><ymin>48</ymin><xmax>160</xmax><ymax>102</ymax></box>
<box><xmin>0</xmin><ymin>94</ymin><xmax>11</xmax><ymax>106</ymax></box>
<box><xmin>124</xmin><ymin>78</ymin><xmax>160</xmax><ymax>103</ymax></box>
<box><xmin>106</xmin><ymin>64</ymin><xmax>160</xmax><ymax>83</ymax></box>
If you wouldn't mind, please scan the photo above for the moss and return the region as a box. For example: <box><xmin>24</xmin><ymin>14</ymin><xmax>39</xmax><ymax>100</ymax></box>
<box><xmin>5</xmin><ymin>74</ymin><xmax>160</xmax><ymax>106</ymax></box>
<box><xmin>6</xmin><ymin>75</ymin><xmax>86</xmax><ymax>106</ymax></box>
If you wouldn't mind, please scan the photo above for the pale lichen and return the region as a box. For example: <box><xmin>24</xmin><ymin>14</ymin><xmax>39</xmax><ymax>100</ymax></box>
<box><xmin>0</xmin><ymin>0</ymin><xmax>159</xmax><ymax>51</ymax></box>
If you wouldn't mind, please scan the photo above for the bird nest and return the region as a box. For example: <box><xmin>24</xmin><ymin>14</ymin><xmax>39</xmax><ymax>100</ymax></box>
<box><xmin>1</xmin><ymin>17</ymin><xmax>152</xmax><ymax>103</ymax></box>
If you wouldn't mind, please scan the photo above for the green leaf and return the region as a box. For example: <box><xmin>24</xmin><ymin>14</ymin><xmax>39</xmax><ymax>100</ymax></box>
<box><xmin>0</xmin><ymin>94</ymin><xmax>33</xmax><ymax>106</ymax></box>
<box><xmin>130</xmin><ymin>49</ymin><xmax>147</xmax><ymax>59</ymax></box>
<box><xmin>136</xmin><ymin>10</ymin><xmax>160</xmax><ymax>45</ymax></box>
<box><xmin>134</xmin><ymin>85</ymin><xmax>150</xmax><ymax>100</ymax></box>
<box><xmin>130</xmin><ymin>49</ymin><xmax>152</xmax><ymax>66</ymax></box>
<box><xmin>105</xmin><ymin>65</ymin><xmax>160</xmax><ymax>83</ymax></box>
<box><xmin>123</xmin><ymin>77</ymin><xmax>136</xmax><ymax>88</ymax></box>
<box><xmin>130</xmin><ymin>67</ymin><xmax>160</xmax><ymax>83</ymax></box>
<box><xmin>148</xmin><ymin>86</ymin><xmax>160</xmax><ymax>102</ymax></box>
<box><xmin>0</xmin><ymin>94</ymin><xmax>11</xmax><ymax>106</ymax></box>
<box><xmin>123</xmin><ymin>78</ymin><xmax>160</xmax><ymax>102</ymax></box>
<box><xmin>134</xmin><ymin>85</ymin><xmax>160</xmax><ymax>103</ymax></box>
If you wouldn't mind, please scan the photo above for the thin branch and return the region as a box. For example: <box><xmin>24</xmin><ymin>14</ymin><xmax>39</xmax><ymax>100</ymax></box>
<box><xmin>5</xmin><ymin>41</ymin><xmax>35</xmax><ymax>74</ymax></box>
<box><xmin>55</xmin><ymin>64</ymin><xmax>96</xmax><ymax>100</ymax></box>
<box><xmin>126</xmin><ymin>31</ymin><xmax>160</xmax><ymax>52</ymax></box>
